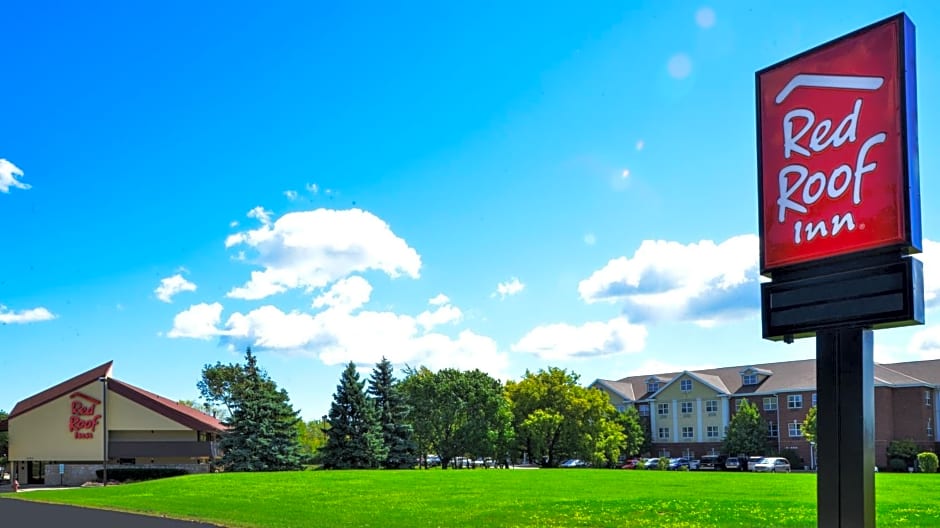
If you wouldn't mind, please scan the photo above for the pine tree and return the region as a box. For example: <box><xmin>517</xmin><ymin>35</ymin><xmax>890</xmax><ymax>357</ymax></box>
<box><xmin>322</xmin><ymin>362</ymin><xmax>386</xmax><ymax>469</ymax></box>
<box><xmin>368</xmin><ymin>357</ymin><xmax>417</xmax><ymax>469</ymax></box>
<box><xmin>218</xmin><ymin>348</ymin><xmax>305</xmax><ymax>471</ymax></box>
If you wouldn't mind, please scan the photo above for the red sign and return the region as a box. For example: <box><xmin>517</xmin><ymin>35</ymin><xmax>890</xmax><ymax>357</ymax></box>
<box><xmin>68</xmin><ymin>391</ymin><xmax>102</xmax><ymax>439</ymax></box>
<box><xmin>757</xmin><ymin>14</ymin><xmax>920</xmax><ymax>273</ymax></box>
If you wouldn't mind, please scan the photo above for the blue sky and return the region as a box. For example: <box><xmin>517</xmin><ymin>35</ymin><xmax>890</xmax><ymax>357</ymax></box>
<box><xmin>3</xmin><ymin>0</ymin><xmax>939</xmax><ymax>421</ymax></box>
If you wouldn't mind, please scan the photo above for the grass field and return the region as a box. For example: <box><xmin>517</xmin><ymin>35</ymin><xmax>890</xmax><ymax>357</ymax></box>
<box><xmin>6</xmin><ymin>470</ymin><xmax>940</xmax><ymax>527</ymax></box>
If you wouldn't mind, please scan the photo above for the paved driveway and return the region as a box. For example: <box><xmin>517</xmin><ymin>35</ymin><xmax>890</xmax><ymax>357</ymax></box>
<box><xmin>0</xmin><ymin>498</ymin><xmax>221</xmax><ymax>527</ymax></box>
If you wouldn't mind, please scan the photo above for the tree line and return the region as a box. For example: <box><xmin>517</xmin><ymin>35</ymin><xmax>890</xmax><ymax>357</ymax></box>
<box><xmin>199</xmin><ymin>349</ymin><xmax>646</xmax><ymax>471</ymax></box>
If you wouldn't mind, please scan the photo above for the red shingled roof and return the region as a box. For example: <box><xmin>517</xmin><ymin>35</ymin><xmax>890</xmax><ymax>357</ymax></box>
<box><xmin>9</xmin><ymin>361</ymin><xmax>113</xmax><ymax>418</ymax></box>
<box><xmin>8</xmin><ymin>361</ymin><xmax>224</xmax><ymax>432</ymax></box>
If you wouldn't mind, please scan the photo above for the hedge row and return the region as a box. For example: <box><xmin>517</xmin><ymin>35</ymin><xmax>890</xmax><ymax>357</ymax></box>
<box><xmin>95</xmin><ymin>467</ymin><xmax>189</xmax><ymax>482</ymax></box>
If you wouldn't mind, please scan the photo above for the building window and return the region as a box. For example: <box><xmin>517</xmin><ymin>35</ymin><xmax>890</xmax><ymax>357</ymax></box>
<box><xmin>616</xmin><ymin>405</ymin><xmax>625</xmax><ymax>412</ymax></box>
<box><xmin>763</xmin><ymin>397</ymin><xmax>777</xmax><ymax>411</ymax></box>
<box><xmin>681</xmin><ymin>401</ymin><xmax>694</xmax><ymax>414</ymax></box>
<box><xmin>788</xmin><ymin>422</ymin><xmax>803</xmax><ymax>437</ymax></box>
<box><xmin>788</xmin><ymin>394</ymin><xmax>803</xmax><ymax>409</ymax></box>
<box><xmin>705</xmin><ymin>400</ymin><xmax>718</xmax><ymax>413</ymax></box>
<box><xmin>768</xmin><ymin>421</ymin><xmax>779</xmax><ymax>438</ymax></box>
<box><xmin>658</xmin><ymin>403</ymin><xmax>670</xmax><ymax>416</ymax></box>
<box><xmin>638</xmin><ymin>404</ymin><xmax>650</xmax><ymax>417</ymax></box>
<box><xmin>743</xmin><ymin>373</ymin><xmax>758</xmax><ymax>385</ymax></box>
<box><xmin>927</xmin><ymin>391</ymin><xmax>932</xmax><ymax>407</ymax></box>
<box><xmin>736</xmin><ymin>399</ymin><xmax>746</xmax><ymax>412</ymax></box>
<box><xmin>647</xmin><ymin>382</ymin><xmax>660</xmax><ymax>394</ymax></box>
<box><xmin>928</xmin><ymin>418</ymin><xmax>933</xmax><ymax>438</ymax></box>
<box><xmin>812</xmin><ymin>393</ymin><xmax>817</xmax><ymax>407</ymax></box>
<box><xmin>680</xmin><ymin>379</ymin><xmax>693</xmax><ymax>392</ymax></box>
<box><xmin>682</xmin><ymin>426</ymin><xmax>694</xmax><ymax>439</ymax></box>
<box><xmin>706</xmin><ymin>425</ymin><xmax>720</xmax><ymax>438</ymax></box>
<box><xmin>658</xmin><ymin>427</ymin><xmax>670</xmax><ymax>440</ymax></box>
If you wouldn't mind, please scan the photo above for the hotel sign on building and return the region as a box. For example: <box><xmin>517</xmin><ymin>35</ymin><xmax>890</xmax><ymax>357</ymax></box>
<box><xmin>2</xmin><ymin>361</ymin><xmax>224</xmax><ymax>486</ymax></box>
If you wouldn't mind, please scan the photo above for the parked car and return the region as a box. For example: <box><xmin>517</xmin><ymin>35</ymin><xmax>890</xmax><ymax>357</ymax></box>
<box><xmin>621</xmin><ymin>458</ymin><xmax>641</xmax><ymax>469</ymax></box>
<box><xmin>669</xmin><ymin>457</ymin><xmax>699</xmax><ymax>470</ymax></box>
<box><xmin>699</xmin><ymin>454</ymin><xmax>726</xmax><ymax>470</ymax></box>
<box><xmin>689</xmin><ymin>459</ymin><xmax>701</xmax><ymax>470</ymax></box>
<box><xmin>754</xmin><ymin>457</ymin><xmax>791</xmax><ymax>473</ymax></box>
<box><xmin>559</xmin><ymin>459</ymin><xmax>588</xmax><ymax>468</ymax></box>
<box><xmin>644</xmin><ymin>458</ymin><xmax>660</xmax><ymax>469</ymax></box>
<box><xmin>747</xmin><ymin>456</ymin><xmax>765</xmax><ymax>471</ymax></box>
<box><xmin>725</xmin><ymin>457</ymin><xmax>741</xmax><ymax>470</ymax></box>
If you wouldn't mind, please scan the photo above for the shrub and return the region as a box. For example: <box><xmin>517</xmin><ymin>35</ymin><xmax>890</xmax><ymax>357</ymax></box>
<box><xmin>888</xmin><ymin>458</ymin><xmax>909</xmax><ymax>473</ymax></box>
<box><xmin>678</xmin><ymin>465</ymin><xmax>690</xmax><ymax>472</ymax></box>
<box><xmin>95</xmin><ymin>467</ymin><xmax>189</xmax><ymax>483</ymax></box>
<box><xmin>887</xmin><ymin>439</ymin><xmax>918</xmax><ymax>466</ymax></box>
<box><xmin>658</xmin><ymin>457</ymin><xmax>670</xmax><ymax>471</ymax></box>
<box><xmin>917</xmin><ymin>452</ymin><xmax>938</xmax><ymax>473</ymax></box>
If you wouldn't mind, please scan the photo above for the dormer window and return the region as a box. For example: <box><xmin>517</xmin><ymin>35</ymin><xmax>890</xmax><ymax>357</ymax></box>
<box><xmin>740</xmin><ymin>366</ymin><xmax>772</xmax><ymax>386</ymax></box>
<box><xmin>647</xmin><ymin>381</ymin><xmax>660</xmax><ymax>393</ymax></box>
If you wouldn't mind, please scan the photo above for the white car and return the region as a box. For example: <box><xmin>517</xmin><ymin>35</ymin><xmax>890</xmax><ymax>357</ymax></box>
<box><xmin>753</xmin><ymin>457</ymin><xmax>791</xmax><ymax>473</ymax></box>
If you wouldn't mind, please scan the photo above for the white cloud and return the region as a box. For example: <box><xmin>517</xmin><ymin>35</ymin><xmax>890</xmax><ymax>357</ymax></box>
<box><xmin>493</xmin><ymin>277</ymin><xmax>525</xmax><ymax>299</ymax></box>
<box><xmin>667</xmin><ymin>53</ymin><xmax>693</xmax><ymax>79</ymax></box>
<box><xmin>0</xmin><ymin>159</ymin><xmax>30</xmax><ymax>193</ymax></box>
<box><xmin>306</xmin><ymin>183</ymin><xmax>319</xmax><ymax>194</ymax></box>
<box><xmin>918</xmin><ymin>239</ymin><xmax>939</xmax><ymax>307</ymax></box>
<box><xmin>909</xmin><ymin>326</ymin><xmax>940</xmax><ymax>359</ymax></box>
<box><xmin>154</xmin><ymin>273</ymin><xmax>197</xmax><ymax>303</ymax></box>
<box><xmin>635</xmin><ymin>140</ymin><xmax>645</xmax><ymax>151</ymax></box>
<box><xmin>584</xmin><ymin>233</ymin><xmax>597</xmax><ymax>246</ymax></box>
<box><xmin>429</xmin><ymin>294</ymin><xmax>450</xmax><ymax>306</ymax></box>
<box><xmin>312</xmin><ymin>276</ymin><xmax>372</xmax><ymax>312</ymax></box>
<box><xmin>695</xmin><ymin>7</ymin><xmax>716</xmax><ymax>29</ymax></box>
<box><xmin>167</xmin><ymin>302</ymin><xmax>224</xmax><ymax>339</ymax></box>
<box><xmin>224</xmin><ymin>208</ymin><xmax>421</xmax><ymax>300</ymax></box>
<box><xmin>0</xmin><ymin>305</ymin><xmax>56</xmax><ymax>324</ymax></box>
<box><xmin>417</xmin><ymin>303</ymin><xmax>462</xmax><ymax>332</ymax></box>
<box><xmin>246</xmin><ymin>206</ymin><xmax>273</xmax><ymax>226</ymax></box>
<box><xmin>579</xmin><ymin>234</ymin><xmax>759</xmax><ymax>325</ymax></box>
<box><xmin>621</xmin><ymin>169</ymin><xmax>630</xmax><ymax>180</ymax></box>
<box><xmin>169</xmin><ymin>284</ymin><xmax>506</xmax><ymax>379</ymax></box>
<box><xmin>284</xmin><ymin>190</ymin><xmax>299</xmax><ymax>201</ymax></box>
<box><xmin>512</xmin><ymin>317</ymin><xmax>647</xmax><ymax>361</ymax></box>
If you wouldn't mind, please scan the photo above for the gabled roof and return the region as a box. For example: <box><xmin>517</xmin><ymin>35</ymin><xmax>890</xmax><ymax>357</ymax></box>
<box><xmin>603</xmin><ymin>357</ymin><xmax>940</xmax><ymax>398</ymax></box>
<box><xmin>8</xmin><ymin>361</ymin><xmax>224</xmax><ymax>432</ymax></box>
<box><xmin>10</xmin><ymin>361</ymin><xmax>113</xmax><ymax>418</ymax></box>
<box><xmin>591</xmin><ymin>379</ymin><xmax>635</xmax><ymax>402</ymax></box>
<box><xmin>653</xmin><ymin>370</ymin><xmax>730</xmax><ymax>397</ymax></box>
<box><xmin>740</xmin><ymin>366</ymin><xmax>773</xmax><ymax>376</ymax></box>
<box><xmin>108</xmin><ymin>379</ymin><xmax>224</xmax><ymax>432</ymax></box>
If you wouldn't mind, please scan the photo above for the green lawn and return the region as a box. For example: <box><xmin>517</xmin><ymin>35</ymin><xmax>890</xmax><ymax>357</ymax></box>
<box><xmin>6</xmin><ymin>470</ymin><xmax>940</xmax><ymax>527</ymax></box>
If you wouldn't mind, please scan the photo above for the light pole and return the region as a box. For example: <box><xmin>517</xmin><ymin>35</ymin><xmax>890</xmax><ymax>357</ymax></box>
<box><xmin>98</xmin><ymin>377</ymin><xmax>108</xmax><ymax>486</ymax></box>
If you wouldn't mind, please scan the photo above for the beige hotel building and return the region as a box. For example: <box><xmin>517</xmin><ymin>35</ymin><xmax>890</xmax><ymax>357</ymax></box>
<box><xmin>1</xmin><ymin>361</ymin><xmax>224</xmax><ymax>486</ymax></box>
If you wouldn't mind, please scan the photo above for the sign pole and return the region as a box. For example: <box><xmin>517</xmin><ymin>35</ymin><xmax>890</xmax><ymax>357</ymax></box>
<box><xmin>816</xmin><ymin>328</ymin><xmax>875</xmax><ymax>528</ymax></box>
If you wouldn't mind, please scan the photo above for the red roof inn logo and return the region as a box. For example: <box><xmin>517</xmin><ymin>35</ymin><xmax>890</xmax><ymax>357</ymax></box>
<box><xmin>757</xmin><ymin>14</ymin><xmax>921</xmax><ymax>273</ymax></box>
<box><xmin>68</xmin><ymin>391</ymin><xmax>102</xmax><ymax>439</ymax></box>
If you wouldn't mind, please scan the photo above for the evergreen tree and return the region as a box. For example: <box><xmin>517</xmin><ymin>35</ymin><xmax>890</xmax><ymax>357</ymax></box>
<box><xmin>322</xmin><ymin>362</ymin><xmax>386</xmax><ymax>469</ymax></box>
<box><xmin>217</xmin><ymin>348</ymin><xmax>305</xmax><ymax>471</ymax></box>
<box><xmin>368</xmin><ymin>357</ymin><xmax>417</xmax><ymax>469</ymax></box>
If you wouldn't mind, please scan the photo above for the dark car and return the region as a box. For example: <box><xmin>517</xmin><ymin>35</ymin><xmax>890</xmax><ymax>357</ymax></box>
<box><xmin>700</xmin><ymin>454</ymin><xmax>727</xmax><ymax>470</ymax></box>
<box><xmin>668</xmin><ymin>457</ymin><xmax>692</xmax><ymax>470</ymax></box>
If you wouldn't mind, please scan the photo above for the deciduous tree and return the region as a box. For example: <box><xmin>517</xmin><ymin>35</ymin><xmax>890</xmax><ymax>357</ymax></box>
<box><xmin>722</xmin><ymin>400</ymin><xmax>766</xmax><ymax>467</ymax></box>
<box><xmin>400</xmin><ymin>367</ymin><xmax>510</xmax><ymax>469</ymax></box>
<box><xmin>505</xmin><ymin>367</ymin><xmax>619</xmax><ymax>467</ymax></box>
<box><xmin>802</xmin><ymin>405</ymin><xmax>817</xmax><ymax>445</ymax></box>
